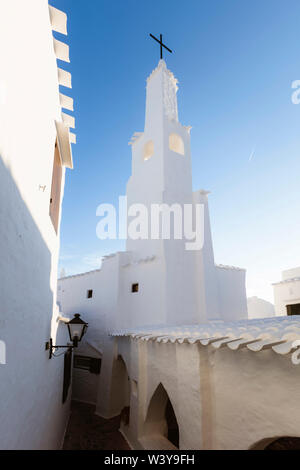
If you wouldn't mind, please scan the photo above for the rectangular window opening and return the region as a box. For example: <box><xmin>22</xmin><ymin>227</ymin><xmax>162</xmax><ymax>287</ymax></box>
<box><xmin>87</xmin><ymin>289</ymin><xmax>93</xmax><ymax>299</ymax></box>
<box><xmin>287</xmin><ymin>303</ymin><xmax>300</xmax><ymax>316</ymax></box>
<box><xmin>74</xmin><ymin>355</ymin><xmax>101</xmax><ymax>374</ymax></box>
<box><xmin>132</xmin><ymin>283</ymin><xmax>139</xmax><ymax>293</ymax></box>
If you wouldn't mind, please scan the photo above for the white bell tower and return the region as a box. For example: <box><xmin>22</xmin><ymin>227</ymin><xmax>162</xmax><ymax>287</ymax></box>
<box><xmin>105</xmin><ymin>57</ymin><xmax>247</xmax><ymax>331</ymax></box>
<box><xmin>126</xmin><ymin>60</ymin><xmax>194</xmax><ymax>256</ymax></box>
<box><xmin>125</xmin><ymin>59</ymin><xmax>214</xmax><ymax>325</ymax></box>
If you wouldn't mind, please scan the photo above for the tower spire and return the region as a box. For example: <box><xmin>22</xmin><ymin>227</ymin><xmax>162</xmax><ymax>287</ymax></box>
<box><xmin>145</xmin><ymin>59</ymin><xmax>178</xmax><ymax>131</ymax></box>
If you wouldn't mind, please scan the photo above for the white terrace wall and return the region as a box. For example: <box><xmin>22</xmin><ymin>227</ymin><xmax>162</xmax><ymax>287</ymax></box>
<box><xmin>0</xmin><ymin>0</ymin><xmax>71</xmax><ymax>449</ymax></box>
<box><xmin>211</xmin><ymin>346</ymin><xmax>300</xmax><ymax>449</ymax></box>
<box><xmin>116</xmin><ymin>253</ymin><xmax>167</xmax><ymax>330</ymax></box>
<box><xmin>58</xmin><ymin>270</ymin><xmax>107</xmax><ymax>347</ymax></box>
<box><xmin>102</xmin><ymin>337</ymin><xmax>300</xmax><ymax>450</ymax></box>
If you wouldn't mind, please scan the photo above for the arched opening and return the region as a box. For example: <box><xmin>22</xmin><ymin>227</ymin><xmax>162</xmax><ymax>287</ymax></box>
<box><xmin>165</xmin><ymin>396</ymin><xmax>179</xmax><ymax>448</ymax></box>
<box><xmin>144</xmin><ymin>140</ymin><xmax>154</xmax><ymax>161</ymax></box>
<box><xmin>250</xmin><ymin>436</ymin><xmax>300</xmax><ymax>450</ymax></box>
<box><xmin>110</xmin><ymin>355</ymin><xmax>131</xmax><ymax>425</ymax></box>
<box><xmin>144</xmin><ymin>383</ymin><xmax>179</xmax><ymax>449</ymax></box>
<box><xmin>169</xmin><ymin>133</ymin><xmax>184</xmax><ymax>155</ymax></box>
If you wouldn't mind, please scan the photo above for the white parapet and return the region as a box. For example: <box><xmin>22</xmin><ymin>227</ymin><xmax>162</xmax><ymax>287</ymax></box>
<box><xmin>58</xmin><ymin>68</ymin><xmax>72</xmax><ymax>88</ymax></box>
<box><xmin>53</xmin><ymin>38</ymin><xmax>70</xmax><ymax>63</ymax></box>
<box><xmin>49</xmin><ymin>5</ymin><xmax>67</xmax><ymax>35</ymax></box>
<box><xmin>59</xmin><ymin>93</ymin><xmax>74</xmax><ymax>112</ymax></box>
<box><xmin>62</xmin><ymin>112</ymin><xmax>75</xmax><ymax>129</ymax></box>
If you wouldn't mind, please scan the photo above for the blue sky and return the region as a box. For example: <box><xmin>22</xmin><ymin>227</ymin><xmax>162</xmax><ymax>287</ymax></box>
<box><xmin>51</xmin><ymin>0</ymin><xmax>300</xmax><ymax>301</ymax></box>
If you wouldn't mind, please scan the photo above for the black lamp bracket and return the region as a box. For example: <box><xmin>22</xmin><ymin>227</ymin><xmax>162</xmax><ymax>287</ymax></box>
<box><xmin>45</xmin><ymin>338</ymin><xmax>75</xmax><ymax>360</ymax></box>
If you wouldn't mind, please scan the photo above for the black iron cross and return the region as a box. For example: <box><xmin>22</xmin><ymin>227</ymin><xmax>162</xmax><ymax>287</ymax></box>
<box><xmin>149</xmin><ymin>33</ymin><xmax>173</xmax><ymax>60</ymax></box>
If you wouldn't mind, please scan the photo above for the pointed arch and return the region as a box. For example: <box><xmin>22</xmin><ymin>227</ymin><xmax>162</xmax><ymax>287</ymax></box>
<box><xmin>144</xmin><ymin>383</ymin><xmax>179</xmax><ymax>449</ymax></box>
<box><xmin>144</xmin><ymin>140</ymin><xmax>154</xmax><ymax>160</ymax></box>
<box><xmin>169</xmin><ymin>133</ymin><xmax>184</xmax><ymax>155</ymax></box>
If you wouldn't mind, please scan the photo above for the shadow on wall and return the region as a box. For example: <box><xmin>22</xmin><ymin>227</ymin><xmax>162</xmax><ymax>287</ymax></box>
<box><xmin>110</xmin><ymin>355</ymin><xmax>131</xmax><ymax>420</ymax></box>
<box><xmin>0</xmin><ymin>156</ymin><xmax>66</xmax><ymax>449</ymax></box>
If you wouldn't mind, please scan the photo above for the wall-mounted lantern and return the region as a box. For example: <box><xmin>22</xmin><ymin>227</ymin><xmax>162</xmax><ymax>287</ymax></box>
<box><xmin>46</xmin><ymin>314</ymin><xmax>88</xmax><ymax>359</ymax></box>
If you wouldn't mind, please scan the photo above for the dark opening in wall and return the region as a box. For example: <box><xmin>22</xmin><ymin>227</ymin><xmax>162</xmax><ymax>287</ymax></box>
<box><xmin>87</xmin><ymin>289</ymin><xmax>93</xmax><ymax>299</ymax></box>
<box><xmin>287</xmin><ymin>303</ymin><xmax>300</xmax><ymax>315</ymax></box>
<box><xmin>131</xmin><ymin>283</ymin><xmax>139</xmax><ymax>293</ymax></box>
<box><xmin>166</xmin><ymin>398</ymin><xmax>179</xmax><ymax>448</ymax></box>
<box><xmin>74</xmin><ymin>355</ymin><xmax>101</xmax><ymax>374</ymax></box>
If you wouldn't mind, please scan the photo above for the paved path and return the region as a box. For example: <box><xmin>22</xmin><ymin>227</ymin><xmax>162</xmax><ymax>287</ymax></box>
<box><xmin>63</xmin><ymin>401</ymin><xmax>131</xmax><ymax>450</ymax></box>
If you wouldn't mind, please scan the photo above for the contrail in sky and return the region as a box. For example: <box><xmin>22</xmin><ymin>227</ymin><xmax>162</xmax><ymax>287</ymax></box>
<box><xmin>249</xmin><ymin>147</ymin><xmax>256</xmax><ymax>162</ymax></box>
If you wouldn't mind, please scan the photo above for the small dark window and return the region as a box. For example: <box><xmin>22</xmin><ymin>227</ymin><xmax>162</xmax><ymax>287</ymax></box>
<box><xmin>87</xmin><ymin>289</ymin><xmax>93</xmax><ymax>299</ymax></box>
<box><xmin>74</xmin><ymin>355</ymin><xmax>101</xmax><ymax>375</ymax></box>
<box><xmin>287</xmin><ymin>304</ymin><xmax>300</xmax><ymax>316</ymax></box>
<box><xmin>132</xmin><ymin>283</ymin><xmax>139</xmax><ymax>293</ymax></box>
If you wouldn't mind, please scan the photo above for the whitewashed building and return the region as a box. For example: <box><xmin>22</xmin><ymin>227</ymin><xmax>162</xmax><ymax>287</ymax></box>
<box><xmin>58</xmin><ymin>59</ymin><xmax>300</xmax><ymax>450</ymax></box>
<box><xmin>273</xmin><ymin>267</ymin><xmax>300</xmax><ymax>316</ymax></box>
<box><xmin>58</xmin><ymin>60</ymin><xmax>248</xmax><ymax>329</ymax></box>
<box><xmin>0</xmin><ymin>1</ymin><xmax>76</xmax><ymax>449</ymax></box>
<box><xmin>247</xmin><ymin>296</ymin><xmax>275</xmax><ymax>319</ymax></box>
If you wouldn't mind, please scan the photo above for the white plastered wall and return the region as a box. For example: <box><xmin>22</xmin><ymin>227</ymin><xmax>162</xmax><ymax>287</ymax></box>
<box><xmin>216</xmin><ymin>266</ymin><xmax>248</xmax><ymax>321</ymax></box>
<box><xmin>0</xmin><ymin>0</ymin><xmax>71</xmax><ymax>449</ymax></box>
<box><xmin>211</xmin><ymin>347</ymin><xmax>300</xmax><ymax>449</ymax></box>
<box><xmin>104</xmin><ymin>337</ymin><xmax>300</xmax><ymax>450</ymax></box>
